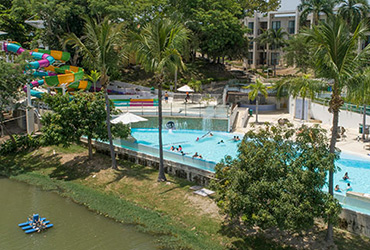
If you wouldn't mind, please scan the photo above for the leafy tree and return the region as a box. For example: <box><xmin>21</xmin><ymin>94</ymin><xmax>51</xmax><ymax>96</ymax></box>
<box><xmin>259</xmin><ymin>28</ymin><xmax>288</xmax><ymax>76</ymax></box>
<box><xmin>338</xmin><ymin>0</ymin><xmax>369</xmax><ymax>32</ymax></box>
<box><xmin>0</xmin><ymin>0</ymin><xmax>33</xmax><ymax>45</ymax></box>
<box><xmin>236</xmin><ymin>0</ymin><xmax>280</xmax><ymax>17</ymax></box>
<box><xmin>130</xmin><ymin>18</ymin><xmax>188</xmax><ymax>181</ymax></box>
<box><xmin>244</xmin><ymin>78</ymin><xmax>268</xmax><ymax>123</ymax></box>
<box><xmin>298</xmin><ymin>0</ymin><xmax>336</xmax><ymax>26</ymax></box>
<box><xmin>41</xmin><ymin>92</ymin><xmax>129</xmax><ymax>159</ymax></box>
<box><xmin>194</xmin><ymin>9</ymin><xmax>248</xmax><ymax>62</ymax></box>
<box><xmin>274</xmin><ymin>75</ymin><xmax>325</xmax><ymax>120</ymax></box>
<box><xmin>211</xmin><ymin>124</ymin><xmax>341</xmax><ymax>232</ymax></box>
<box><xmin>303</xmin><ymin>17</ymin><xmax>370</xmax><ymax>244</ymax></box>
<box><xmin>0</xmin><ymin>52</ymin><xmax>30</xmax><ymax>143</ymax></box>
<box><xmin>64</xmin><ymin>16</ymin><xmax>125</xmax><ymax>169</ymax></box>
<box><xmin>283</xmin><ymin>33</ymin><xmax>314</xmax><ymax>73</ymax></box>
<box><xmin>86</xmin><ymin>70</ymin><xmax>101</xmax><ymax>92</ymax></box>
<box><xmin>346</xmin><ymin>67</ymin><xmax>370</xmax><ymax>141</ymax></box>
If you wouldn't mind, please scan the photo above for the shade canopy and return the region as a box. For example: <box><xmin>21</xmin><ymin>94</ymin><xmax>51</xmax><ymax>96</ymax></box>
<box><xmin>177</xmin><ymin>85</ymin><xmax>194</xmax><ymax>92</ymax></box>
<box><xmin>110</xmin><ymin>112</ymin><xmax>148</xmax><ymax>125</ymax></box>
<box><xmin>0</xmin><ymin>31</ymin><xmax>7</xmax><ymax>36</ymax></box>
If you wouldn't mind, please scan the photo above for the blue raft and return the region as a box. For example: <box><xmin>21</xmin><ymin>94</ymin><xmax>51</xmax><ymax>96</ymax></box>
<box><xmin>18</xmin><ymin>214</ymin><xmax>53</xmax><ymax>234</ymax></box>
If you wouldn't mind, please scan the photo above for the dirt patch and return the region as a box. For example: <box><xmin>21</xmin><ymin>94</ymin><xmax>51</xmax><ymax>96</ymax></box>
<box><xmin>185</xmin><ymin>193</ymin><xmax>221</xmax><ymax>219</ymax></box>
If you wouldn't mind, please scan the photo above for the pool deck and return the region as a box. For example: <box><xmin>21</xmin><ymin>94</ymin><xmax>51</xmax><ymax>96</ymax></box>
<box><xmin>234</xmin><ymin>111</ymin><xmax>370</xmax><ymax>159</ymax></box>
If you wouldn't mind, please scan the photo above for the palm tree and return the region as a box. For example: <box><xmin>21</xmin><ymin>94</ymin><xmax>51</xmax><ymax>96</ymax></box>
<box><xmin>338</xmin><ymin>0</ymin><xmax>369</xmax><ymax>32</ymax></box>
<box><xmin>275</xmin><ymin>75</ymin><xmax>324</xmax><ymax>121</ymax></box>
<box><xmin>64</xmin><ymin>17</ymin><xmax>125</xmax><ymax>170</ymax></box>
<box><xmin>256</xmin><ymin>29</ymin><xmax>269</xmax><ymax>67</ymax></box>
<box><xmin>130</xmin><ymin>18</ymin><xmax>188</xmax><ymax>182</ymax></box>
<box><xmin>86</xmin><ymin>70</ymin><xmax>101</xmax><ymax>92</ymax></box>
<box><xmin>262</xmin><ymin>28</ymin><xmax>288</xmax><ymax>76</ymax></box>
<box><xmin>303</xmin><ymin>17</ymin><xmax>370</xmax><ymax>244</ymax></box>
<box><xmin>347</xmin><ymin>67</ymin><xmax>370</xmax><ymax>140</ymax></box>
<box><xmin>245</xmin><ymin>78</ymin><xmax>268</xmax><ymax>123</ymax></box>
<box><xmin>298</xmin><ymin>0</ymin><xmax>336</xmax><ymax>26</ymax></box>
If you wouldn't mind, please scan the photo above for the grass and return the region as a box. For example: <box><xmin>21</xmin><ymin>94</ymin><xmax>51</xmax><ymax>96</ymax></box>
<box><xmin>1</xmin><ymin>145</ymin><xmax>370</xmax><ymax>249</ymax></box>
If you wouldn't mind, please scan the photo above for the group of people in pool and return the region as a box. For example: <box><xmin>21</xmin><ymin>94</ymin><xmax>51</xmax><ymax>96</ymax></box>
<box><xmin>169</xmin><ymin>145</ymin><xmax>203</xmax><ymax>158</ymax></box>
<box><xmin>335</xmin><ymin>172</ymin><xmax>352</xmax><ymax>192</ymax></box>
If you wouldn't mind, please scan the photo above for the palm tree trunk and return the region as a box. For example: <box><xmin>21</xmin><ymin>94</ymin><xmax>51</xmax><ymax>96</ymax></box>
<box><xmin>326</xmin><ymin>93</ymin><xmax>340</xmax><ymax>244</ymax></box>
<box><xmin>256</xmin><ymin>99</ymin><xmax>259</xmax><ymax>123</ymax></box>
<box><xmin>363</xmin><ymin>104</ymin><xmax>367</xmax><ymax>141</ymax></box>
<box><xmin>157</xmin><ymin>78</ymin><xmax>166</xmax><ymax>182</ymax></box>
<box><xmin>174</xmin><ymin>69</ymin><xmax>178</xmax><ymax>92</ymax></box>
<box><xmin>302</xmin><ymin>97</ymin><xmax>305</xmax><ymax>121</ymax></box>
<box><xmin>104</xmin><ymin>89</ymin><xmax>117</xmax><ymax>169</ymax></box>
<box><xmin>88</xmin><ymin>136</ymin><xmax>93</xmax><ymax>160</ymax></box>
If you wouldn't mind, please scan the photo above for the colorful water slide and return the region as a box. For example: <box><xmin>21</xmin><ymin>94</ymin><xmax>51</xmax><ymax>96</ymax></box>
<box><xmin>1</xmin><ymin>42</ymin><xmax>91</xmax><ymax>97</ymax></box>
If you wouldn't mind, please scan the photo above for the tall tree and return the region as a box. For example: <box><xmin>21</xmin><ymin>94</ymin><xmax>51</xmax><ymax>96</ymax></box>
<box><xmin>298</xmin><ymin>0</ymin><xmax>336</xmax><ymax>26</ymax></box>
<box><xmin>130</xmin><ymin>18</ymin><xmax>188</xmax><ymax>182</ymax></box>
<box><xmin>283</xmin><ymin>33</ymin><xmax>314</xmax><ymax>73</ymax></box>
<box><xmin>303</xmin><ymin>17</ymin><xmax>370</xmax><ymax>244</ymax></box>
<box><xmin>244</xmin><ymin>78</ymin><xmax>268</xmax><ymax>123</ymax></box>
<box><xmin>338</xmin><ymin>0</ymin><xmax>369</xmax><ymax>32</ymax></box>
<box><xmin>261</xmin><ymin>28</ymin><xmax>288</xmax><ymax>76</ymax></box>
<box><xmin>64</xmin><ymin>16</ymin><xmax>125</xmax><ymax>169</ymax></box>
<box><xmin>0</xmin><ymin>52</ymin><xmax>30</xmax><ymax>143</ymax></box>
<box><xmin>211</xmin><ymin>124</ymin><xmax>341</xmax><ymax>233</ymax></box>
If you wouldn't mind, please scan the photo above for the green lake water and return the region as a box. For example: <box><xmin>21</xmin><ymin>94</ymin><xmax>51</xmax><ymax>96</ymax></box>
<box><xmin>0</xmin><ymin>178</ymin><xmax>156</xmax><ymax>250</ymax></box>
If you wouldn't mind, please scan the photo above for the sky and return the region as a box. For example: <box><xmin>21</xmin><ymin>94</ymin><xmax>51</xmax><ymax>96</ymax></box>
<box><xmin>279</xmin><ymin>0</ymin><xmax>301</xmax><ymax>11</ymax></box>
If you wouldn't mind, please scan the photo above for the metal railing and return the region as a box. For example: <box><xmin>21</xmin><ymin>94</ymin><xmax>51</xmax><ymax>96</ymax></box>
<box><xmin>313</xmin><ymin>98</ymin><xmax>370</xmax><ymax>116</ymax></box>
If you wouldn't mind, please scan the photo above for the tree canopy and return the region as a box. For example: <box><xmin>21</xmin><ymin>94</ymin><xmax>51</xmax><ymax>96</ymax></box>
<box><xmin>41</xmin><ymin>92</ymin><xmax>129</xmax><ymax>159</ymax></box>
<box><xmin>211</xmin><ymin>123</ymin><xmax>341</xmax><ymax>231</ymax></box>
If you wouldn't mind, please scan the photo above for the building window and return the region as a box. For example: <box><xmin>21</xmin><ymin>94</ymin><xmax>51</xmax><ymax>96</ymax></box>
<box><xmin>248</xmin><ymin>41</ymin><xmax>253</xmax><ymax>50</ymax></box>
<box><xmin>248</xmin><ymin>52</ymin><xmax>253</xmax><ymax>65</ymax></box>
<box><xmin>271</xmin><ymin>52</ymin><xmax>280</xmax><ymax>65</ymax></box>
<box><xmin>248</xmin><ymin>22</ymin><xmax>254</xmax><ymax>34</ymax></box>
<box><xmin>272</xmin><ymin>21</ymin><xmax>281</xmax><ymax>31</ymax></box>
<box><xmin>288</xmin><ymin>20</ymin><xmax>295</xmax><ymax>34</ymax></box>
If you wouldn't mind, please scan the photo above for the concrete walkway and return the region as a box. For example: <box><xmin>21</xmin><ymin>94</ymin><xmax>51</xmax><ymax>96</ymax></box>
<box><xmin>234</xmin><ymin>110</ymin><xmax>370</xmax><ymax>158</ymax></box>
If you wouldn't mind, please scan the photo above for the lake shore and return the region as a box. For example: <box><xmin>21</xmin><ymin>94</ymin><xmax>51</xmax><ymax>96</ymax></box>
<box><xmin>1</xmin><ymin>145</ymin><xmax>370</xmax><ymax>249</ymax></box>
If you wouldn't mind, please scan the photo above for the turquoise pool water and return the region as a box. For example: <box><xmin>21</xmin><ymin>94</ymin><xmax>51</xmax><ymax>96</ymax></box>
<box><xmin>131</xmin><ymin>128</ymin><xmax>241</xmax><ymax>164</ymax></box>
<box><xmin>334</xmin><ymin>153</ymin><xmax>370</xmax><ymax>195</ymax></box>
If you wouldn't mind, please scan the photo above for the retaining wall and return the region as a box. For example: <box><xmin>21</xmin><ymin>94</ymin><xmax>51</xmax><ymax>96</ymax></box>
<box><xmin>83</xmin><ymin>138</ymin><xmax>215</xmax><ymax>186</ymax></box>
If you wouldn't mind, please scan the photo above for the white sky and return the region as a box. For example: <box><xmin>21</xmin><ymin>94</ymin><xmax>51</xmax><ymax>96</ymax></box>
<box><xmin>279</xmin><ymin>0</ymin><xmax>301</xmax><ymax>11</ymax></box>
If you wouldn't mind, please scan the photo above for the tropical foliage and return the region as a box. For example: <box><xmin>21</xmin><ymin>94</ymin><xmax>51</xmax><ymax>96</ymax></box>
<box><xmin>64</xmin><ymin>16</ymin><xmax>125</xmax><ymax>169</ymax></box>
<box><xmin>130</xmin><ymin>18</ymin><xmax>188</xmax><ymax>181</ymax></box>
<box><xmin>244</xmin><ymin>78</ymin><xmax>268</xmax><ymax>123</ymax></box>
<box><xmin>41</xmin><ymin>92</ymin><xmax>129</xmax><ymax>160</ymax></box>
<box><xmin>338</xmin><ymin>0</ymin><xmax>369</xmax><ymax>32</ymax></box>
<box><xmin>298</xmin><ymin>0</ymin><xmax>336</xmax><ymax>26</ymax></box>
<box><xmin>303</xmin><ymin>17</ymin><xmax>370</xmax><ymax>243</ymax></box>
<box><xmin>211</xmin><ymin>123</ymin><xmax>341</xmax><ymax>231</ymax></box>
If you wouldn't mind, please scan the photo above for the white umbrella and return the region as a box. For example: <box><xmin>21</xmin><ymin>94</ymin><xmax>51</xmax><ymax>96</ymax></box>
<box><xmin>110</xmin><ymin>112</ymin><xmax>148</xmax><ymax>125</ymax></box>
<box><xmin>177</xmin><ymin>85</ymin><xmax>194</xmax><ymax>92</ymax></box>
<box><xmin>0</xmin><ymin>31</ymin><xmax>7</xmax><ymax>36</ymax></box>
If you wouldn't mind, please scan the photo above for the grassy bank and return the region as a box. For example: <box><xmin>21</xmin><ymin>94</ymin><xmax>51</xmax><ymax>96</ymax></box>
<box><xmin>1</xmin><ymin>145</ymin><xmax>370</xmax><ymax>249</ymax></box>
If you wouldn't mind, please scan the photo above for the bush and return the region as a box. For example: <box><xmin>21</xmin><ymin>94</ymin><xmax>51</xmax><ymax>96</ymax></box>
<box><xmin>0</xmin><ymin>134</ymin><xmax>41</xmax><ymax>155</ymax></box>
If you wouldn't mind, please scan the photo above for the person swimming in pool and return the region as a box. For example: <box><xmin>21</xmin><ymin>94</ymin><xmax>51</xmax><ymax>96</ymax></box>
<box><xmin>335</xmin><ymin>184</ymin><xmax>341</xmax><ymax>192</ymax></box>
<box><xmin>192</xmin><ymin>152</ymin><xmax>199</xmax><ymax>158</ymax></box>
<box><xmin>170</xmin><ymin>146</ymin><xmax>175</xmax><ymax>151</ymax></box>
<box><xmin>236</xmin><ymin>136</ymin><xmax>240</xmax><ymax>141</ymax></box>
<box><xmin>218</xmin><ymin>140</ymin><xmax>224</xmax><ymax>144</ymax></box>
<box><xmin>343</xmin><ymin>172</ymin><xmax>349</xmax><ymax>180</ymax></box>
<box><xmin>178</xmin><ymin>145</ymin><xmax>182</xmax><ymax>151</ymax></box>
<box><xmin>196</xmin><ymin>137</ymin><xmax>199</xmax><ymax>141</ymax></box>
<box><xmin>346</xmin><ymin>183</ymin><xmax>352</xmax><ymax>191</ymax></box>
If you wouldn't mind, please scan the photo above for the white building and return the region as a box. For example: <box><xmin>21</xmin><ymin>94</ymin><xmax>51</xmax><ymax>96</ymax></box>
<box><xmin>243</xmin><ymin>9</ymin><xmax>370</xmax><ymax>69</ymax></box>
